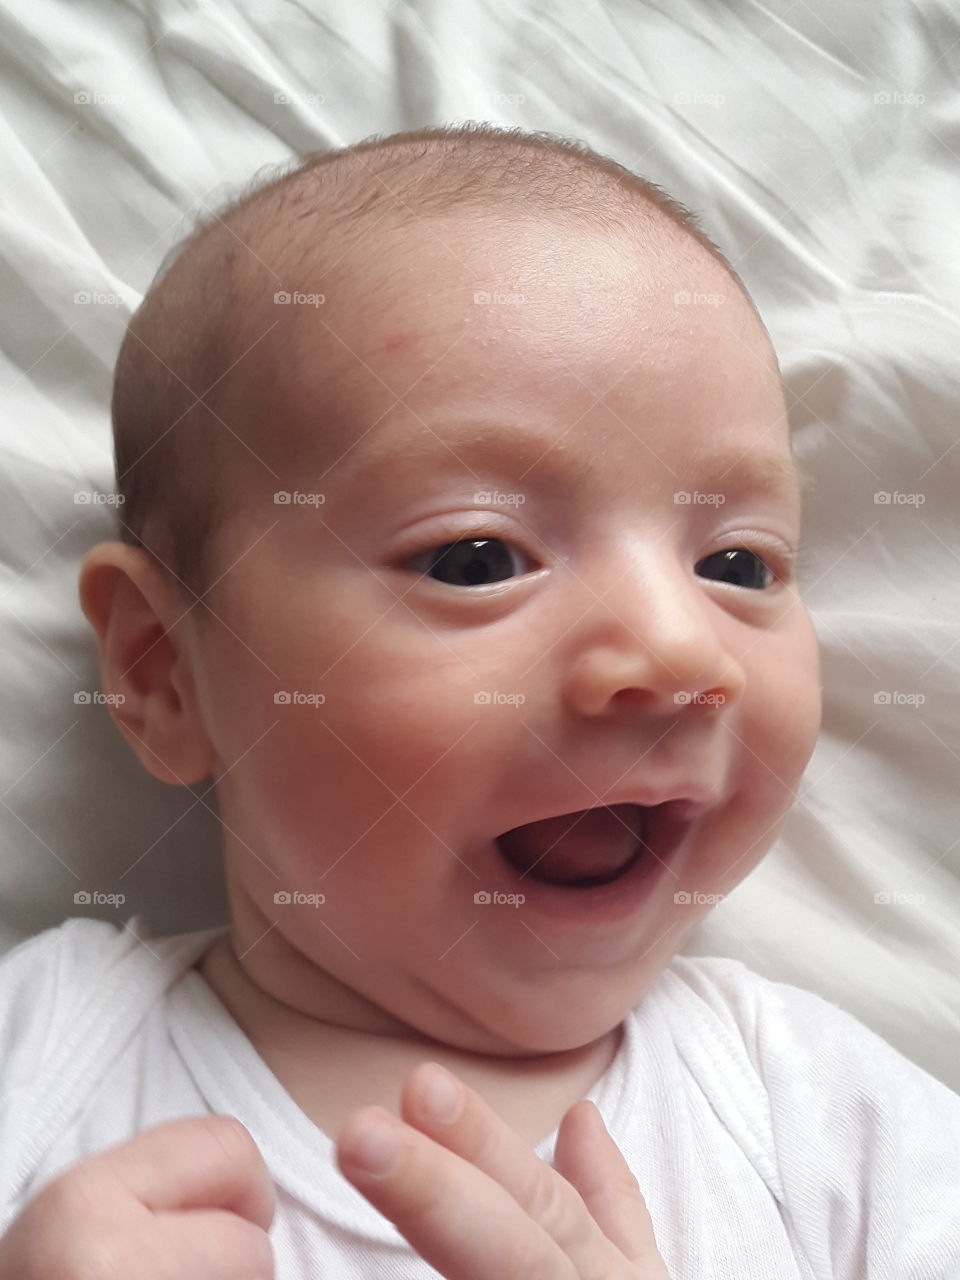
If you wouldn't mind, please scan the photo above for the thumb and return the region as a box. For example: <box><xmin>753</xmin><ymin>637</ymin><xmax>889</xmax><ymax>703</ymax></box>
<box><xmin>553</xmin><ymin>1100</ymin><xmax>670</xmax><ymax>1275</ymax></box>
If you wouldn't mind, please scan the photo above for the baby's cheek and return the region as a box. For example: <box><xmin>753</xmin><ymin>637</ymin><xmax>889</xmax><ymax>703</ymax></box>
<box><xmin>786</xmin><ymin>609</ymin><xmax>823</xmax><ymax>751</ymax></box>
<box><xmin>746</xmin><ymin>617</ymin><xmax>822</xmax><ymax>793</ymax></box>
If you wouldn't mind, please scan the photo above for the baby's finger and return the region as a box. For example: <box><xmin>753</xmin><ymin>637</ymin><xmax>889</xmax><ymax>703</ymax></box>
<box><xmin>336</xmin><ymin>1105</ymin><xmax>579</xmax><ymax>1280</ymax></box>
<box><xmin>398</xmin><ymin>1062</ymin><xmax>629</xmax><ymax>1275</ymax></box>
<box><xmin>554</xmin><ymin>1100</ymin><xmax>670</xmax><ymax>1275</ymax></box>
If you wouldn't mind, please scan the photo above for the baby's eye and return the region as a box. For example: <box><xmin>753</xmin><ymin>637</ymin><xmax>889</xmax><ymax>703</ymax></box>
<box><xmin>407</xmin><ymin>538</ymin><xmax>532</xmax><ymax>586</ymax></box>
<box><xmin>695</xmin><ymin>548</ymin><xmax>774</xmax><ymax>590</ymax></box>
<box><xmin>405</xmin><ymin>540</ymin><xmax>779</xmax><ymax>591</ymax></box>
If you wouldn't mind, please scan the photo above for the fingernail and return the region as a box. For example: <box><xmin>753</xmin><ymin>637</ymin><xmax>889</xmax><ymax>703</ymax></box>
<box><xmin>419</xmin><ymin>1062</ymin><xmax>463</xmax><ymax>1123</ymax></box>
<box><xmin>345</xmin><ymin>1113</ymin><xmax>403</xmax><ymax>1177</ymax></box>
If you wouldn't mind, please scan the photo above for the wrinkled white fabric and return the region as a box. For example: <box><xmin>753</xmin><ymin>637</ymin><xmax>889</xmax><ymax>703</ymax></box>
<box><xmin>1</xmin><ymin>915</ymin><xmax>957</xmax><ymax>1278</ymax></box>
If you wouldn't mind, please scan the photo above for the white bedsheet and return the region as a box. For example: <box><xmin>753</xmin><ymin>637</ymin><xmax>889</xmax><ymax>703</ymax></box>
<box><xmin>0</xmin><ymin>0</ymin><xmax>957</xmax><ymax>1087</ymax></box>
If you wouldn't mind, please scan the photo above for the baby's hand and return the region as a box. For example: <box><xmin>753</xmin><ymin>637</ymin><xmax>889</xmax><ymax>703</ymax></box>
<box><xmin>337</xmin><ymin>1062</ymin><xmax>671</xmax><ymax>1279</ymax></box>
<box><xmin>0</xmin><ymin>1115</ymin><xmax>276</xmax><ymax>1279</ymax></box>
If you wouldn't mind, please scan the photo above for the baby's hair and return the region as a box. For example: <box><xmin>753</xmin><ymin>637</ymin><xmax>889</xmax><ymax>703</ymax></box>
<box><xmin>111</xmin><ymin>122</ymin><xmax>767</xmax><ymax>602</ymax></box>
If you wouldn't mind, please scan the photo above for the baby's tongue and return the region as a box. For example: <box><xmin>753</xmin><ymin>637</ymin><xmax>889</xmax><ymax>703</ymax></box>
<box><xmin>497</xmin><ymin>803</ymin><xmax>644</xmax><ymax>885</ymax></box>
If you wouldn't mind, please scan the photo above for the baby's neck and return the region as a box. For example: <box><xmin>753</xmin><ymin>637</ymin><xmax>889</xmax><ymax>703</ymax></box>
<box><xmin>194</xmin><ymin>936</ymin><xmax>623</xmax><ymax>1148</ymax></box>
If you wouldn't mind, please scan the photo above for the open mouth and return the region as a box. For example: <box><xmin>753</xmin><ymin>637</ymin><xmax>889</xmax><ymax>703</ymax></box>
<box><xmin>495</xmin><ymin>802</ymin><xmax>668</xmax><ymax>889</ymax></box>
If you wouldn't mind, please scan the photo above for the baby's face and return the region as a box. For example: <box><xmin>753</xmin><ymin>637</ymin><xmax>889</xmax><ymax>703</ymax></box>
<box><xmin>185</xmin><ymin>212</ymin><xmax>821</xmax><ymax>1053</ymax></box>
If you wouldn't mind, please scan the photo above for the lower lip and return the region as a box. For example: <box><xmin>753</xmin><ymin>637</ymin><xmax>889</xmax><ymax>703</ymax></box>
<box><xmin>481</xmin><ymin>804</ymin><xmax>695</xmax><ymax>926</ymax></box>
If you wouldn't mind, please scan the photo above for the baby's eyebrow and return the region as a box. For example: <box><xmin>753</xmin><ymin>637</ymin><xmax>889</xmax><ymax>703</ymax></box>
<box><xmin>704</xmin><ymin>448</ymin><xmax>803</xmax><ymax>503</ymax></box>
<box><xmin>326</xmin><ymin>419</ymin><xmax>581</xmax><ymax>489</ymax></box>
<box><xmin>325</xmin><ymin>419</ymin><xmax>803</xmax><ymax>505</ymax></box>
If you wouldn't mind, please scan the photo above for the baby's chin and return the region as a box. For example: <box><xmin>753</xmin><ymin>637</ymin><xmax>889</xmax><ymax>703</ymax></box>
<box><xmin>451</xmin><ymin>991</ymin><xmax>639</xmax><ymax>1058</ymax></box>
<box><xmin>407</xmin><ymin>953</ymin><xmax>664</xmax><ymax>1057</ymax></box>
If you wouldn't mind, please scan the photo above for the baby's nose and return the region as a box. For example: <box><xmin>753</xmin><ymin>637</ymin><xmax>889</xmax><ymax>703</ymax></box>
<box><xmin>559</xmin><ymin>559</ymin><xmax>747</xmax><ymax>717</ymax></box>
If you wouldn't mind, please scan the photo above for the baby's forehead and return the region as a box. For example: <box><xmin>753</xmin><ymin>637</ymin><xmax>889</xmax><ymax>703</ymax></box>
<box><xmin>262</xmin><ymin>193</ymin><xmax>698</xmax><ymax>306</ymax></box>
<box><xmin>228</xmin><ymin>204</ymin><xmax>776</xmax><ymax>461</ymax></box>
<box><xmin>263</xmin><ymin>208</ymin><xmax>733</xmax><ymax>369</ymax></box>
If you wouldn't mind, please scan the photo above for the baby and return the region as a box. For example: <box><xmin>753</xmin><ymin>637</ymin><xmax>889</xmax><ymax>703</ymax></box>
<box><xmin>0</xmin><ymin>123</ymin><xmax>957</xmax><ymax>1279</ymax></box>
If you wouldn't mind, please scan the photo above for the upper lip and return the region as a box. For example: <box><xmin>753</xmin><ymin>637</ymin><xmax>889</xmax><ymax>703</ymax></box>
<box><xmin>499</xmin><ymin>785</ymin><xmax>721</xmax><ymax>832</ymax></box>
<box><xmin>600</xmin><ymin>785</ymin><xmax>719</xmax><ymax>817</ymax></box>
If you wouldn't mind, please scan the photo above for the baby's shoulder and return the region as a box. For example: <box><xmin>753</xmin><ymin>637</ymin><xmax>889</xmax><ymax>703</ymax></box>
<box><xmin>652</xmin><ymin>957</ymin><xmax>960</xmax><ymax>1274</ymax></box>
<box><xmin>0</xmin><ymin>914</ymin><xmax>129</xmax><ymax>1021</ymax></box>
<box><xmin>0</xmin><ymin>914</ymin><xmax>214</xmax><ymax>1091</ymax></box>
<box><xmin>652</xmin><ymin>951</ymin><xmax>960</xmax><ymax>1137</ymax></box>
<box><xmin>656</xmin><ymin>952</ymin><xmax>915</xmax><ymax>1078</ymax></box>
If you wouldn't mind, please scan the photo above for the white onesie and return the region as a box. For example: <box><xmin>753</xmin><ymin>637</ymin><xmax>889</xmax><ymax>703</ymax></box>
<box><xmin>0</xmin><ymin>914</ymin><xmax>956</xmax><ymax>1278</ymax></box>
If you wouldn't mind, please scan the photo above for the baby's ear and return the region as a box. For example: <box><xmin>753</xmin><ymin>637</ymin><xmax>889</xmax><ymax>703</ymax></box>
<box><xmin>78</xmin><ymin>542</ymin><xmax>215</xmax><ymax>786</ymax></box>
